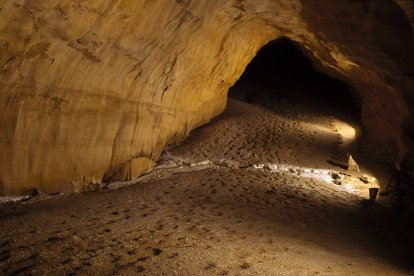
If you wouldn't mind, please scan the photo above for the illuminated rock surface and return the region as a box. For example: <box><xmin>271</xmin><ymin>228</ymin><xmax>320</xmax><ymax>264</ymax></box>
<box><xmin>0</xmin><ymin>0</ymin><xmax>413</xmax><ymax>194</ymax></box>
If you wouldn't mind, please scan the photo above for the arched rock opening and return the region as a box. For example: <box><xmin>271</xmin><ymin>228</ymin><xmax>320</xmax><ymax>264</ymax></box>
<box><xmin>229</xmin><ymin>37</ymin><xmax>361</xmax><ymax>123</ymax></box>
<box><xmin>227</xmin><ymin>37</ymin><xmax>364</xmax><ymax>173</ymax></box>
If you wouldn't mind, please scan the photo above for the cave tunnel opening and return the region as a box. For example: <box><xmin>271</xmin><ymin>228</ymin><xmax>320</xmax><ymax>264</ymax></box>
<box><xmin>227</xmin><ymin>37</ymin><xmax>364</xmax><ymax>172</ymax></box>
<box><xmin>229</xmin><ymin>37</ymin><xmax>361</xmax><ymax>125</ymax></box>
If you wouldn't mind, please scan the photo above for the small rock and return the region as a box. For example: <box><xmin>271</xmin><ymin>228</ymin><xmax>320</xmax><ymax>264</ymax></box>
<box><xmin>330</xmin><ymin>172</ymin><xmax>340</xmax><ymax>180</ymax></box>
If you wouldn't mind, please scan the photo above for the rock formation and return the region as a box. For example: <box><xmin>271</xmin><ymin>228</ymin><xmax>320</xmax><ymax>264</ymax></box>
<box><xmin>395</xmin><ymin>0</ymin><xmax>414</xmax><ymax>39</ymax></box>
<box><xmin>0</xmin><ymin>0</ymin><xmax>413</xmax><ymax>195</ymax></box>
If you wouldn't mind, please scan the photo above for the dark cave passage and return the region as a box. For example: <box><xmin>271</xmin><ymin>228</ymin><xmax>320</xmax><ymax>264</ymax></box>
<box><xmin>229</xmin><ymin>37</ymin><xmax>361</xmax><ymax>124</ymax></box>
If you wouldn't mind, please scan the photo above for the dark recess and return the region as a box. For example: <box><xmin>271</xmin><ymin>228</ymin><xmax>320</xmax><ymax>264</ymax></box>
<box><xmin>229</xmin><ymin>37</ymin><xmax>361</xmax><ymax>122</ymax></box>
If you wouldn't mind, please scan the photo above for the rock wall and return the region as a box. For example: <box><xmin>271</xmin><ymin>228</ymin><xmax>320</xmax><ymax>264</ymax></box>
<box><xmin>0</xmin><ymin>0</ymin><xmax>413</xmax><ymax>195</ymax></box>
<box><xmin>395</xmin><ymin>0</ymin><xmax>414</xmax><ymax>39</ymax></box>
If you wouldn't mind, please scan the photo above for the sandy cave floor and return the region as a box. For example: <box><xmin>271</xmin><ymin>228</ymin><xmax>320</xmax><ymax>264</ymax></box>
<box><xmin>1</xmin><ymin>96</ymin><xmax>414</xmax><ymax>275</ymax></box>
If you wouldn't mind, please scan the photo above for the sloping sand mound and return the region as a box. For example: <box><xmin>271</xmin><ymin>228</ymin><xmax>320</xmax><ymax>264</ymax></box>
<box><xmin>0</xmin><ymin>99</ymin><xmax>413</xmax><ymax>275</ymax></box>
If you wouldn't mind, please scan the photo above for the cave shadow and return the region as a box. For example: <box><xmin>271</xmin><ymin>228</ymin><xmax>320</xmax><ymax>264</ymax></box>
<box><xmin>228</xmin><ymin>37</ymin><xmax>361</xmax><ymax>126</ymax></box>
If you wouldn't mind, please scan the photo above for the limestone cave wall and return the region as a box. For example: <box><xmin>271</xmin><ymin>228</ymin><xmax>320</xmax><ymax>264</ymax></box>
<box><xmin>0</xmin><ymin>0</ymin><xmax>413</xmax><ymax>195</ymax></box>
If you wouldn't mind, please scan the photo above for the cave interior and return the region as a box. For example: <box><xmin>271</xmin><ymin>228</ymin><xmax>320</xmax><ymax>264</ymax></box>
<box><xmin>1</xmin><ymin>35</ymin><xmax>413</xmax><ymax>276</ymax></box>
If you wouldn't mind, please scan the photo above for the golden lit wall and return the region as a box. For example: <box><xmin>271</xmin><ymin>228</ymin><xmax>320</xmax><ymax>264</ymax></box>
<box><xmin>0</xmin><ymin>0</ymin><xmax>413</xmax><ymax>194</ymax></box>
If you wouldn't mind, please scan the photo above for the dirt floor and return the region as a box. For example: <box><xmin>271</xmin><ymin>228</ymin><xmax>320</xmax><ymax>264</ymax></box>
<box><xmin>1</xmin><ymin>93</ymin><xmax>414</xmax><ymax>275</ymax></box>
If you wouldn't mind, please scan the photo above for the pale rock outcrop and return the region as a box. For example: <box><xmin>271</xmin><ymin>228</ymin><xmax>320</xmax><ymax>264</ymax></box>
<box><xmin>0</xmin><ymin>0</ymin><xmax>413</xmax><ymax>195</ymax></box>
